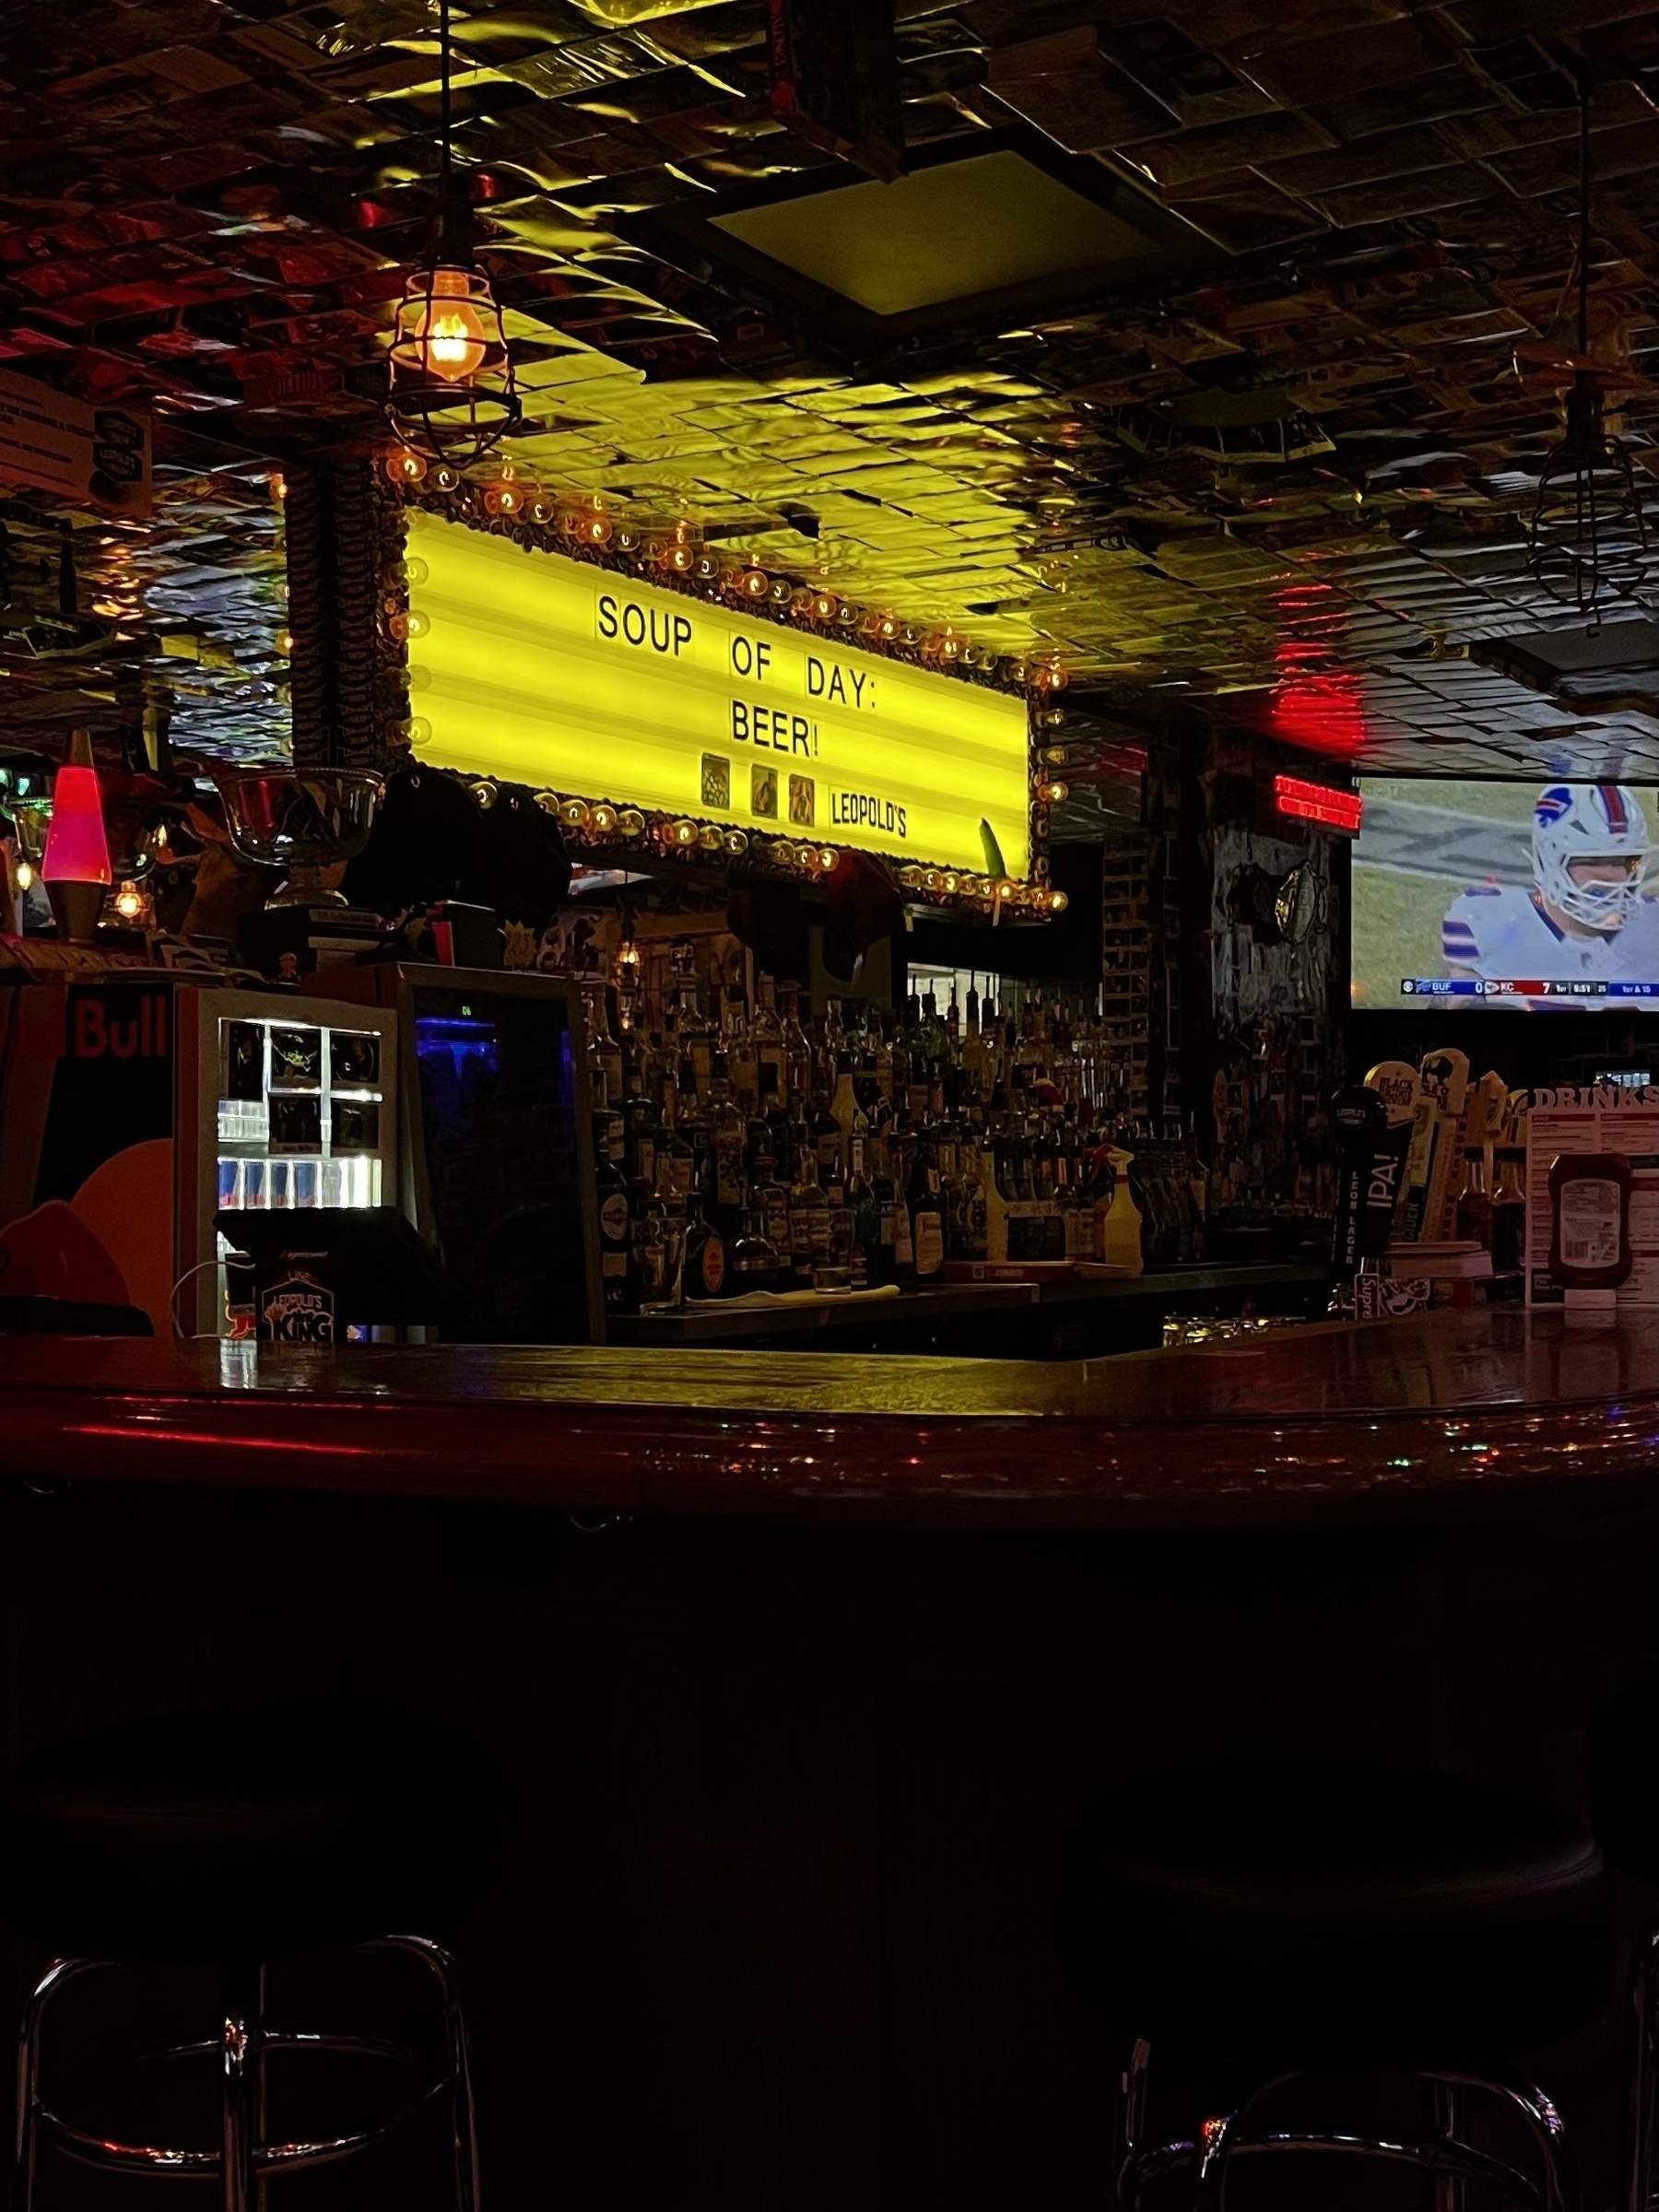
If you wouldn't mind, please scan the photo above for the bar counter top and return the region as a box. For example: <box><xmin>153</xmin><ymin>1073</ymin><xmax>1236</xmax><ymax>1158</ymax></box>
<box><xmin>1</xmin><ymin>1306</ymin><xmax>1654</xmax><ymax>1527</ymax></box>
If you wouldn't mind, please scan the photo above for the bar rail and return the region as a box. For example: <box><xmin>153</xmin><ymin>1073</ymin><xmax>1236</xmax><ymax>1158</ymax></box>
<box><xmin>0</xmin><ymin>1309</ymin><xmax>1653</xmax><ymax>1528</ymax></box>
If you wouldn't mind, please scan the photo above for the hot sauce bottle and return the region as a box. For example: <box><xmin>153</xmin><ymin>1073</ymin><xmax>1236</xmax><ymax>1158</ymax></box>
<box><xmin>1547</xmin><ymin>1153</ymin><xmax>1633</xmax><ymax>1290</ymax></box>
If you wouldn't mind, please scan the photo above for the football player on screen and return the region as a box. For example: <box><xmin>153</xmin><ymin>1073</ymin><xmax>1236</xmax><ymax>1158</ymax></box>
<box><xmin>1441</xmin><ymin>784</ymin><xmax>1658</xmax><ymax>1001</ymax></box>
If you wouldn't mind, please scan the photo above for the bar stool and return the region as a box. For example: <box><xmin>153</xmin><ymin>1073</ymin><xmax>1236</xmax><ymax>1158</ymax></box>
<box><xmin>1058</xmin><ymin>1762</ymin><xmax>1611</xmax><ymax>2210</ymax></box>
<box><xmin>1587</xmin><ymin>1676</ymin><xmax>1659</xmax><ymax>2212</ymax></box>
<box><xmin>4</xmin><ymin>1702</ymin><xmax>489</xmax><ymax>2211</ymax></box>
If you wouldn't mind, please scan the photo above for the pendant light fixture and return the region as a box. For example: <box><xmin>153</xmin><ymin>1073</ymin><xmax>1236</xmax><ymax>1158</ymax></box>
<box><xmin>386</xmin><ymin>0</ymin><xmax>519</xmax><ymax>468</ymax></box>
<box><xmin>1525</xmin><ymin>77</ymin><xmax>1653</xmax><ymax>631</ymax></box>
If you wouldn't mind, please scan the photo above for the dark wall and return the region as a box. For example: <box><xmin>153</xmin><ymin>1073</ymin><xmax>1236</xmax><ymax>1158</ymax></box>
<box><xmin>906</xmin><ymin>844</ymin><xmax>1103</xmax><ymax>985</ymax></box>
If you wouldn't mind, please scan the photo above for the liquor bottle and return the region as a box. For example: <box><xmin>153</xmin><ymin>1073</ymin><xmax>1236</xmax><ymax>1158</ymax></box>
<box><xmin>724</xmin><ymin>985</ymin><xmax>759</xmax><ymax>1112</ymax></box>
<box><xmin>966</xmin><ymin>1141</ymin><xmax>990</xmax><ymax>1262</ymax></box>
<box><xmin>629</xmin><ymin>1171</ymin><xmax>670</xmax><ymax>1312</ymax></box>
<box><xmin>905</xmin><ymin>1037</ymin><xmax>930</xmax><ymax>1124</ymax></box>
<box><xmin>876</xmin><ymin>1134</ymin><xmax>915</xmax><ymax>1287</ymax></box>
<box><xmin>1490</xmin><ymin>1147</ymin><xmax>1527</xmax><ymax>1274</ymax></box>
<box><xmin>656</xmin><ymin>1076</ymin><xmax>696</xmax><ymax>1203</ymax></box>
<box><xmin>706</xmin><ymin>1050</ymin><xmax>748</xmax><ymax>1232</ymax></box>
<box><xmin>731</xmin><ymin>1208</ymin><xmax>785</xmax><ymax>1294</ymax></box>
<box><xmin>779</xmin><ymin>981</ymin><xmax>813</xmax><ymax>1100</ymax></box>
<box><xmin>583</xmin><ymin>982</ymin><xmax>624</xmax><ymax>1111</ymax></box>
<box><xmin>937</xmin><ymin>1129</ymin><xmax>967</xmax><ymax>1260</ymax></box>
<box><xmin>812</xmin><ymin>1083</ymin><xmax>843</xmax><ymax>1183</ymax></box>
<box><xmin>753</xmin><ymin>1149</ymin><xmax>792</xmax><ymax>1256</ymax></box>
<box><xmin>1055</xmin><ymin>1149</ymin><xmax>1087</xmax><ymax>1264</ymax></box>
<box><xmin>675</xmin><ymin>1054</ymin><xmax>708</xmax><ymax>1182</ymax></box>
<box><xmin>594</xmin><ymin>1112</ymin><xmax>633</xmax><ymax>1312</ymax></box>
<box><xmin>872</xmin><ymin>1020</ymin><xmax>894</xmax><ymax>1104</ymax></box>
<box><xmin>918</xmin><ymin>985</ymin><xmax>944</xmax><ymax>1064</ymax></box>
<box><xmin>589</xmin><ymin>1055</ymin><xmax>625</xmax><ymax>1173</ymax></box>
<box><xmin>753</xmin><ymin>974</ymin><xmax>785</xmax><ymax>1108</ymax></box>
<box><xmin>820</xmin><ymin>995</ymin><xmax>845</xmax><ymax>1088</ymax></box>
<box><xmin>830</xmin><ymin>1050</ymin><xmax>867</xmax><ymax>1174</ymax></box>
<box><xmin>846</xmin><ymin>1133</ymin><xmax>879</xmax><ymax>1288</ymax></box>
<box><xmin>908</xmin><ymin>1137</ymin><xmax>946</xmax><ymax>1282</ymax></box>
<box><xmin>666</xmin><ymin>941</ymin><xmax>714</xmax><ymax>1091</ymax></box>
<box><xmin>788</xmin><ymin>1144</ymin><xmax>830</xmax><ymax>1287</ymax></box>
<box><xmin>889</xmin><ymin>1029</ymin><xmax>910</xmax><ymax>1116</ymax></box>
<box><xmin>625</xmin><ymin>1086</ymin><xmax>660</xmax><ymax>1194</ymax></box>
<box><xmin>683</xmin><ymin>1189</ymin><xmax>728</xmax><ymax>1300</ymax></box>
<box><xmin>818</xmin><ymin>1172</ymin><xmax>853</xmax><ymax>1292</ymax></box>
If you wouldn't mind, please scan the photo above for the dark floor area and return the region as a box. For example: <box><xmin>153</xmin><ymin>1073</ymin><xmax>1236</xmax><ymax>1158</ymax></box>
<box><xmin>4</xmin><ymin>1479</ymin><xmax>1656</xmax><ymax>2210</ymax></box>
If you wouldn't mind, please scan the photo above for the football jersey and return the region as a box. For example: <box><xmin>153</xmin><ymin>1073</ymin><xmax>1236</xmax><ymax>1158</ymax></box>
<box><xmin>1442</xmin><ymin>883</ymin><xmax>1659</xmax><ymax>999</ymax></box>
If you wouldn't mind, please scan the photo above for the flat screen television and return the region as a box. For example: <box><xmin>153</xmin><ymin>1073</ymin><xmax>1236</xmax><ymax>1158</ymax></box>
<box><xmin>1351</xmin><ymin>779</ymin><xmax>1659</xmax><ymax>1011</ymax></box>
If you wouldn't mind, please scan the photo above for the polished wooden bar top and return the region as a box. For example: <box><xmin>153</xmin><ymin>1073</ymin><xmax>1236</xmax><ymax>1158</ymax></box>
<box><xmin>0</xmin><ymin>1307</ymin><xmax>1653</xmax><ymax>1527</ymax></box>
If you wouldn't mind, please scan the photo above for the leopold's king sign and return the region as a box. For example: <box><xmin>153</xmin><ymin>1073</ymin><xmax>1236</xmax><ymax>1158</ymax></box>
<box><xmin>404</xmin><ymin>510</ymin><xmax>1031</xmax><ymax>877</ymax></box>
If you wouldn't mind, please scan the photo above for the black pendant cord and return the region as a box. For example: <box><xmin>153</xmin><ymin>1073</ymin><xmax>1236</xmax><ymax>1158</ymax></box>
<box><xmin>438</xmin><ymin>0</ymin><xmax>465</xmax><ymax>263</ymax></box>
<box><xmin>440</xmin><ymin>0</ymin><xmax>451</xmax><ymax>200</ymax></box>
<box><xmin>1576</xmin><ymin>74</ymin><xmax>1590</xmax><ymax>359</ymax></box>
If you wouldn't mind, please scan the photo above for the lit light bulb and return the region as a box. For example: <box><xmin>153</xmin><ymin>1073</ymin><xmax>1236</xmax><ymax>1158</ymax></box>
<box><xmin>1049</xmin><ymin>888</ymin><xmax>1069</xmax><ymax>913</ymax></box>
<box><xmin>418</xmin><ymin>269</ymin><xmax>488</xmax><ymax>382</ymax></box>
<box><xmin>14</xmin><ymin>861</ymin><xmax>34</xmax><ymax>890</ymax></box>
<box><xmin>114</xmin><ymin>885</ymin><xmax>144</xmax><ymax>921</ymax></box>
<box><xmin>385</xmin><ymin>450</ymin><xmax>427</xmax><ymax>486</ymax></box>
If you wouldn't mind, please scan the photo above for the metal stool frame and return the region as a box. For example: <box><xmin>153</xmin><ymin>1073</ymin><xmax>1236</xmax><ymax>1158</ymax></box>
<box><xmin>1625</xmin><ymin>1927</ymin><xmax>1659</xmax><ymax>2212</ymax></box>
<box><xmin>15</xmin><ymin>1933</ymin><xmax>481</xmax><ymax>2212</ymax></box>
<box><xmin>1115</xmin><ymin>2037</ymin><xmax>1577</xmax><ymax>2212</ymax></box>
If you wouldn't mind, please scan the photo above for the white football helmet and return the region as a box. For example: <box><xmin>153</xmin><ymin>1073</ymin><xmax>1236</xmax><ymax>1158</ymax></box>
<box><xmin>1532</xmin><ymin>783</ymin><xmax>1652</xmax><ymax>931</ymax></box>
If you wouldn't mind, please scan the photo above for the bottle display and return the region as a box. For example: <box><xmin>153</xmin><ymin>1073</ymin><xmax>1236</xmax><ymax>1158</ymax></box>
<box><xmin>589</xmin><ymin>955</ymin><xmax>1183</xmax><ymax>1310</ymax></box>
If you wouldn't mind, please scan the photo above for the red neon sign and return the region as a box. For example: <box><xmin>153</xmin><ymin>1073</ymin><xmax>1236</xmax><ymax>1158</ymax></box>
<box><xmin>1274</xmin><ymin>774</ymin><xmax>1363</xmax><ymax>834</ymax></box>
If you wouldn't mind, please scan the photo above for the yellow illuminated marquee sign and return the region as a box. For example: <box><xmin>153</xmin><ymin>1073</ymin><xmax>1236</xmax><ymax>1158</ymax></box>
<box><xmin>404</xmin><ymin>511</ymin><xmax>1031</xmax><ymax>877</ymax></box>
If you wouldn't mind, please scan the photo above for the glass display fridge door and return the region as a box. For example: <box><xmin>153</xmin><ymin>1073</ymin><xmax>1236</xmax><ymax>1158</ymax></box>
<box><xmin>176</xmin><ymin>988</ymin><xmax>399</xmax><ymax>1337</ymax></box>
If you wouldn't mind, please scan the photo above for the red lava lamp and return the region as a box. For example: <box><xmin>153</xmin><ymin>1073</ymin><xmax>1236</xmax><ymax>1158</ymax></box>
<box><xmin>41</xmin><ymin>729</ymin><xmax>112</xmax><ymax>941</ymax></box>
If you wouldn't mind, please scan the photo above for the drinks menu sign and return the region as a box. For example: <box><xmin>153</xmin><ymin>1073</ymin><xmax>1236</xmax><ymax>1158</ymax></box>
<box><xmin>1524</xmin><ymin>1084</ymin><xmax>1659</xmax><ymax>1309</ymax></box>
<box><xmin>404</xmin><ymin>509</ymin><xmax>1030</xmax><ymax>877</ymax></box>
